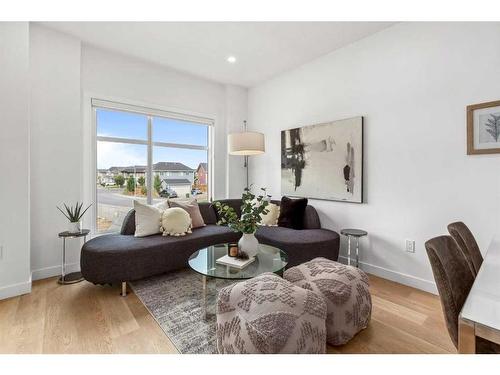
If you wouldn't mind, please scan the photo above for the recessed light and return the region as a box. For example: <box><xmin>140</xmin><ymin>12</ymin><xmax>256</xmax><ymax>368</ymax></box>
<box><xmin>227</xmin><ymin>56</ymin><xmax>236</xmax><ymax>64</ymax></box>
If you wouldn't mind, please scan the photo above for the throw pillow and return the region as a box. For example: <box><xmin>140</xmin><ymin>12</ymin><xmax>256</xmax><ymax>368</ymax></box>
<box><xmin>134</xmin><ymin>200</ymin><xmax>169</xmax><ymax>237</ymax></box>
<box><xmin>277</xmin><ymin>196</ymin><xmax>308</xmax><ymax>230</ymax></box>
<box><xmin>160</xmin><ymin>207</ymin><xmax>192</xmax><ymax>236</ymax></box>
<box><xmin>260</xmin><ymin>203</ymin><xmax>280</xmax><ymax>226</ymax></box>
<box><xmin>168</xmin><ymin>198</ymin><xmax>206</xmax><ymax>229</ymax></box>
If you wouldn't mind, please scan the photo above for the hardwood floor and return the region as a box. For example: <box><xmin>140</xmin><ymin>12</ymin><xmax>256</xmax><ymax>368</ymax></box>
<box><xmin>0</xmin><ymin>274</ymin><xmax>455</xmax><ymax>354</ymax></box>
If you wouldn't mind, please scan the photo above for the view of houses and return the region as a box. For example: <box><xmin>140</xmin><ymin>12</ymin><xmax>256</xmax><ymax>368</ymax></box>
<box><xmin>97</xmin><ymin>161</ymin><xmax>208</xmax><ymax>232</ymax></box>
<box><xmin>98</xmin><ymin>161</ymin><xmax>206</xmax><ymax>198</ymax></box>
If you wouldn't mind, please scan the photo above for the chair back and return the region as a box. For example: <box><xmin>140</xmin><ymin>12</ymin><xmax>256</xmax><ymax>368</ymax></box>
<box><xmin>447</xmin><ymin>222</ymin><xmax>483</xmax><ymax>276</ymax></box>
<box><xmin>425</xmin><ymin>235</ymin><xmax>475</xmax><ymax>348</ymax></box>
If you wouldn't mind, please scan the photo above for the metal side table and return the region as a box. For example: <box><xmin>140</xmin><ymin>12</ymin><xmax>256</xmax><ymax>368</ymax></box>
<box><xmin>57</xmin><ymin>229</ymin><xmax>89</xmax><ymax>284</ymax></box>
<box><xmin>340</xmin><ymin>228</ymin><xmax>368</xmax><ymax>268</ymax></box>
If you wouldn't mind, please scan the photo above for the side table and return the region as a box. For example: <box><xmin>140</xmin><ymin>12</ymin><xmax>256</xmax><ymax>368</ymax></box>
<box><xmin>340</xmin><ymin>228</ymin><xmax>368</xmax><ymax>268</ymax></box>
<box><xmin>58</xmin><ymin>229</ymin><xmax>89</xmax><ymax>284</ymax></box>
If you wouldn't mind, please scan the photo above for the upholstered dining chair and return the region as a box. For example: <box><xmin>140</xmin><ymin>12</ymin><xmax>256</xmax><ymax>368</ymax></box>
<box><xmin>447</xmin><ymin>222</ymin><xmax>483</xmax><ymax>277</ymax></box>
<box><xmin>425</xmin><ymin>235</ymin><xmax>500</xmax><ymax>354</ymax></box>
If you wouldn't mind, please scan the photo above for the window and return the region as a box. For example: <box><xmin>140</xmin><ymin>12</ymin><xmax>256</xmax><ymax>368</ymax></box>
<box><xmin>93</xmin><ymin>99</ymin><xmax>212</xmax><ymax>234</ymax></box>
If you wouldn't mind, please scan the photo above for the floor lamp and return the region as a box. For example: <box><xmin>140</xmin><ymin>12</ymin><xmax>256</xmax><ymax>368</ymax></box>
<box><xmin>228</xmin><ymin>121</ymin><xmax>265</xmax><ymax>189</ymax></box>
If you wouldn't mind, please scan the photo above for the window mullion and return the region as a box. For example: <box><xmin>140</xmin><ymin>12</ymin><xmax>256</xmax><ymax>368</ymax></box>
<box><xmin>151</xmin><ymin>141</ymin><xmax>208</xmax><ymax>150</ymax></box>
<box><xmin>147</xmin><ymin>116</ymin><xmax>153</xmax><ymax>204</ymax></box>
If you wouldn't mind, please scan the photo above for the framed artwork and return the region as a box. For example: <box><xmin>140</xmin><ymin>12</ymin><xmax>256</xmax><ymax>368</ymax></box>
<box><xmin>281</xmin><ymin>116</ymin><xmax>363</xmax><ymax>203</ymax></box>
<box><xmin>467</xmin><ymin>100</ymin><xmax>500</xmax><ymax>155</ymax></box>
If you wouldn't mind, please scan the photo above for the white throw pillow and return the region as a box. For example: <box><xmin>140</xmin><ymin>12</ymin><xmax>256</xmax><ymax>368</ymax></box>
<box><xmin>260</xmin><ymin>203</ymin><xmax>280</xmax><ymax>226</ymax></box>
<box><xmin>134</xmin><ymin>200</ymin><xmax>169</xmax><ymax>237</ymax></box>
<box><xmin>160</xmin><ymin>207</ymin><xmax>192</xmax><ymax>236</ymax></box>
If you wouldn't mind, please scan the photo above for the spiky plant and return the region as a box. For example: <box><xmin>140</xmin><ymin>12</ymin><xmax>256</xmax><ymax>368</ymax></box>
<box><xmin>57</xmin><ymin>202</ymin><xmax>92</xmax><ymax>223</ymax></box>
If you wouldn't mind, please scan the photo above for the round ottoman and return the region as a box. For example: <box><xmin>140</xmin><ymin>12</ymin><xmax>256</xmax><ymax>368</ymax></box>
<box><xmin>216</xmin><ymin>272</ymin><xmax>327</xmax><ymax>354</ymax></box>
<box><xmin>284</xmin><ymin>257</ymin><xmax>372</xmax><ymax>346</ymax></box>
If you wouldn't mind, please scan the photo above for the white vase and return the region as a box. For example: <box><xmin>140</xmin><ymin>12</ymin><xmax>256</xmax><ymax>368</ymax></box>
<box><xmin>238</xmin><ymin>232</ymin><xmax>259</xmax><ymax>258</ymax></box>
<box><xmin>68</xmin><ymin>221</ymin><xmax>81</xmax><ymax>234</ymax></box>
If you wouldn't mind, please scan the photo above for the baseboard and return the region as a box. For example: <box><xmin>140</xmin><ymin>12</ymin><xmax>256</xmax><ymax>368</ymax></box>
<box><xmin>0</xmin><ymin>275</ymin><xmax>32</xmax><ymax>300</ymax></box>
<box><xmin>338</xmin><ymin>256</ymin><xmax>437</xmax><ymax>295</ymax></box>
<box><xmin>31</xmin><ymin>262</ymin><xmax>80</xmax><ymax>281</ymax></box>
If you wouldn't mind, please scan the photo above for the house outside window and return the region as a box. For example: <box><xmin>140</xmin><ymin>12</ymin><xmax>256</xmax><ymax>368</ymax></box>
<box><xmin>195</xmin><ymin>162</ymin><xmax>208</xmax><ymax>193</ymax></box>
<box><xmin>93</xmin><ymin>99</ymin><xmax>213</xmax><ymax>234</ymax></box>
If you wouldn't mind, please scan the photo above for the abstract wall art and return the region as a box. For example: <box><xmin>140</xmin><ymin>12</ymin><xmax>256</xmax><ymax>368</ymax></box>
<box><xmin>281</xmin><ymin>116</ymin><xmax>363</xmax><ymax>203</ymax></box>
<box><xmin>467</xmin><ymin>100</ymin><xmax>500</xmax><ymax>155</ymax></box>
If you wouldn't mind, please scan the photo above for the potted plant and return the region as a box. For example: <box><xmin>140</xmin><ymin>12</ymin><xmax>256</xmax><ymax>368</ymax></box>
<box><xmin>57</xmin><ymin>202</ymin><xmax>92</xmax><ymax>234</ymax></box>
<box><xmin>214</xmin><ymin>187</ymin><xmax>269</xmax><ymax>257</ymax></box>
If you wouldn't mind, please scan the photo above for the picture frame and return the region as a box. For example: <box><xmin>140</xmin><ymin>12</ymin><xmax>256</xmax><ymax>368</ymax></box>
<box><xmin>467</xmin><ymin>100</ymin><xmax>500</xmax><ymax>155</ymax></box>
<box><xmin>281</xmin><ymin>116</ymin><xmax>364</xmax><ymax>203</ymax></box>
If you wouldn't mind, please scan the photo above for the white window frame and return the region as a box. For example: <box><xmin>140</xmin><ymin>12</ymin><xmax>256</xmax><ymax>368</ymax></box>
<box><xmin>90</xmin><ymin>98</ymin><xmax>214</xmax><ymax>234</ymax></box>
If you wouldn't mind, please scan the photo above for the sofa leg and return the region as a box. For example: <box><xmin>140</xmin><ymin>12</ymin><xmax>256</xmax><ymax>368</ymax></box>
<box><xmin>121</xmin><ymin>281</ymin><xmax>127</xmax><ymax>297</ymax></box>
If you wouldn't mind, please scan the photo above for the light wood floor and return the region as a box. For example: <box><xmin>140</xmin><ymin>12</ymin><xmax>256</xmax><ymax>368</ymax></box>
<box><xmin>0</xmin><ymin>274</ymin><xmax>456</xmax><ymax>354</ymax></box>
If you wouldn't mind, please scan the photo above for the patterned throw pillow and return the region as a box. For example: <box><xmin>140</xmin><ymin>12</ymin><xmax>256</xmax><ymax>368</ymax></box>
<box><xmin>168</xmin><ymin>198</ymin><xmax>206</xmax><ymax>228</ymax></box>
<box><xmin>133</xmin><ymin>200</ymin><xmax>169</xmax><ymax>237</ymax></box>
<box><xmin>160</xmin><ymin>207</ymin><xmax>192</xmax><ymax>236</ymax></box>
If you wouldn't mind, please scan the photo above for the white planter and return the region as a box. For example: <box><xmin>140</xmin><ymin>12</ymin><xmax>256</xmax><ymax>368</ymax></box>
<box><xmin>68</xmin><ymin>221</ymin><xmax>81</xmax><ymax>234</ymax></box>
<box><xmin>238</xmin><ymin>232</ymin><xmax>259</xmax><ymax>258</ymax></box>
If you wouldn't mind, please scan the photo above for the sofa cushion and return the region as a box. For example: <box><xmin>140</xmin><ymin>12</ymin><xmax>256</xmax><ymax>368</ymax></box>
<box><xmin>120</xmin><ymin>209</ymin><xmax>136</xmax><ymax>235</ymax></box>
<box><xmin>169</xmin><ymin>198</ymin><xmax>206</xmax><ymax>228</ymax></box>
<box><xmin>160</xmin><ymin>207</ymin><xmax>192</xmax><ymax>236</ymax></box>
<box><xmin>278</xmin><ymin>196</ymin><xmax>308</xmax><ymax>229</ymax></box>
<box><xmin>259</xmin><ymin>202</ymin><xmax>280</xmax><ymax>226</ymax></box>
<box><xmin>134</xmin><ymin>200</ymin><xmax>169</xmax><ymax>237</ymax></box>
<box><xmin>270</xmin><ymin>200</ymin><xmax>320</xmax><ymax>229</ymax></box>
<box><xmin>256</xmin><ymin>226</ymin><xmax>340</xmax><ymax>268</ymax></box>
<box><xmin>303</xmin><ymin>206</ymin><xmax>321</xmax><ymax>229</ymax></box>
<box><xmin>256</xmin><ymin>225</ymin><xmax>337</xmax><ymax>246</ymax></box>
<box><xmin>198</xmin><ymin>202</ymin><xmax>217</xmax><ymax>225</ymax></box>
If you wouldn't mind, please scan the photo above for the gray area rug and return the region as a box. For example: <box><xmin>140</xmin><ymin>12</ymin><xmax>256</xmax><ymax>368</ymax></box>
<box><xmin>130</xmin><ymin>269</ymin><xmax>233</xmax><ymax>354</ymax></box>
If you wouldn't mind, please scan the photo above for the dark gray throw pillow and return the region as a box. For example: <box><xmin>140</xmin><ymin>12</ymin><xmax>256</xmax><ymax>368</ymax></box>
<box><xmin>277</xmin><ymin>196</ymin><xmax>308</xmax><ymax>229</ymax></box>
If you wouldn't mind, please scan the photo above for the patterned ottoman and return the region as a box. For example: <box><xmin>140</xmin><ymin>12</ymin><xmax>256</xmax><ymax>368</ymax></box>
<box><xmin>284</xmin><ymin>257</ymin><xmax>372</xmax><ymax>346</ymax></box>
<box><xmin>216</xmin><ymin>272</ymin><xmax>327</xmax><ymax>354</ymax></box>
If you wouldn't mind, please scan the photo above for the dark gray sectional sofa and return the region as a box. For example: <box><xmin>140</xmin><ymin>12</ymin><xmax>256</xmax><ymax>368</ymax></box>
<box><xmin>80</xmin><ymin>199</ymin><xmax>340</xmax><ymax>285</ymax></box>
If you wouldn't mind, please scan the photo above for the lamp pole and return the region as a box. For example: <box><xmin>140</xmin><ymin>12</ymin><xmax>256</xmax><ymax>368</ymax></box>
<box><xmin>227</xmin><ymin>120</ymin><xmax>265</xmax><ymax>191</ymax></box>
<box><xmin>243</xmin><ymin>120</ymin><xmax>249</xmax><ymax>189</ymax></box>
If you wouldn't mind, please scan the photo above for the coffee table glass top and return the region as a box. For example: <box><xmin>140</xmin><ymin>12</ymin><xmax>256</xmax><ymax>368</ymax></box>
<box><xmin>188</xmin><ymin>243</ymin><xmax>288</xmax><ymax>280</ymax></box>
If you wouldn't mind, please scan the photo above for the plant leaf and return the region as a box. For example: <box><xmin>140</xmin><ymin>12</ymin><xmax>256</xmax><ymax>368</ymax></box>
<box><xmin>78</xmin><ymin>204</ymin><xmax>92</xmax><ymax>220</ymax></box>
<box><xmin>57</xmin><ymin>206</ymin><xmax>71</xmax><ymax>221</ymax></box>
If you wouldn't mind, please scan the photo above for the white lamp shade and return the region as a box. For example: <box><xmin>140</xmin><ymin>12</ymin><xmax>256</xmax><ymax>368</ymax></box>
<box><xmin>228</xmin><ymin>132</ymin><xmax>265</xmax><ymax>155</ymax></box>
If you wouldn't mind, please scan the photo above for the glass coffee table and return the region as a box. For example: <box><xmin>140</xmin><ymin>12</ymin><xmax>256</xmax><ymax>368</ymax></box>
<box><xmin>188</xmin><ymin>243</ymin><xmax>288</xmax><ymax>319</ymax></box>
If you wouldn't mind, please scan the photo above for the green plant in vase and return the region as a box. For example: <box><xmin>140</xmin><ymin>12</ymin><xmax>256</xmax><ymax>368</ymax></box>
<box><xmin>214</xmin><ymin>187</ymin><xmax>269</xmax><ymax>257</ymax></box>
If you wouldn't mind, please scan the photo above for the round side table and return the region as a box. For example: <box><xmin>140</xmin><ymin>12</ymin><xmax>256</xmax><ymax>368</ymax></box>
<box><xmin>340</xmin><ymin>228</ymin><xmax>368</xmax><ymax>268</ymax></box>
<box><xmin>58</xmin><ymin>229</ymin><xmax>89</xmax><ymax>284</ymax></box>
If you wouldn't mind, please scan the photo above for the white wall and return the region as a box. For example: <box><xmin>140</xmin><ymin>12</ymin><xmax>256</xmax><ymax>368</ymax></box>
<box><xmin>224</xmin><ymin>85</ymin><xmax>248</xmax><ymax>197</ymax></box>
<box><xmin>81</xmin><ymin>46</ymin><xmax>235</xmax><ymax>204</ymax></box>
<box><xmin>24</xmin><ymin>27</ymin><xmax>248</xmax><ymax>286</ymax></box>
<box><xmin>0</xmin><ymin>22</ymin><xmax>31</xmax><ymax>299</ymax></box>
<box><xmin>248</xmin><ymin>22</ymin><xmax>500</xmax><ymax>293</ymax></box>
<box><xmin>30</xmin><ymin>24</ymin><xmax>83</xmax><ymax>280</ymax></box>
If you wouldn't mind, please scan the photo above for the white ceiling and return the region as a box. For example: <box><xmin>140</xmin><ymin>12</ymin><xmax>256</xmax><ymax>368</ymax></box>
<box><xmin>40</xmin><ymin>22</ymin><xmax>394</xmax><ymax>87</ymax></box>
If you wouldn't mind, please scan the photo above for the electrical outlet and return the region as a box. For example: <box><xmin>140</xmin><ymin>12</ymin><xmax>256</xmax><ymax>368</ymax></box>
<box><xmin>405</xmin><ymin>239</ymin><xmax>415</xmax><ymax>253</ymax></box>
